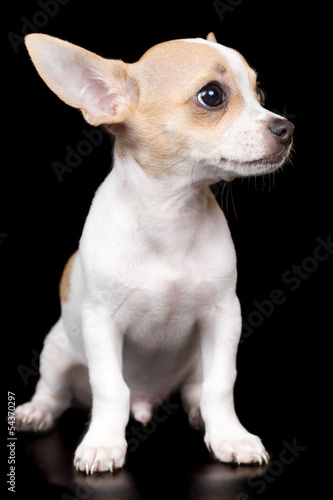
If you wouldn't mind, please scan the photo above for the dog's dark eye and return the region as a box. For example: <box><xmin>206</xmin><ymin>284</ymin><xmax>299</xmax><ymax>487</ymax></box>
<box><xmin>198</xmin><ymin>83</ymin><xmax>224</xmax><ymax>108</ymax></box>
<box><xmin>257</xmin><ymin>85</ymin><xmax>266</xmax><ymax>106</ymax></box>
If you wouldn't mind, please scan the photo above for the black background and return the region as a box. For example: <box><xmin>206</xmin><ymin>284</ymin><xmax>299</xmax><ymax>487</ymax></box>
<box><xmin>2</xmin><ymin>1</ymin><xmax>330</xmax><ymax>499</ymax></box>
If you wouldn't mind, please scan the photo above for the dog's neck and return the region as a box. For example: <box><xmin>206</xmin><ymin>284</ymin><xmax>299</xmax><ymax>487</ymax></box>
<box><xmin>112</xmin><ymin>151</ymin><xmax>215</xmax><ymax>210</ymax></box>
<box><xmin>109</xmin><ymin>151</ymin><xmax>218</xmax><ymax>251</ymax></box>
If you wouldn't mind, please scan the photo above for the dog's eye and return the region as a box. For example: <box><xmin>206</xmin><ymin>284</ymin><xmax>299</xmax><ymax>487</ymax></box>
<box><xmin>257</xmin><ymin>85</ymin><xmax>266</xmax><ymax>106</ymax></box>
<box><xmin>198</xmin><ymin>83</ymin><xmax>224</xmax><ymax>108</ymax></box>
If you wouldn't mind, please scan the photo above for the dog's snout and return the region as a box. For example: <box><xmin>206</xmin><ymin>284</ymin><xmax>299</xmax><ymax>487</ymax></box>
<box><xmin>269</xmin><ymin>118</ymin><xmax>294</xmax><ymax>145</ymax></box>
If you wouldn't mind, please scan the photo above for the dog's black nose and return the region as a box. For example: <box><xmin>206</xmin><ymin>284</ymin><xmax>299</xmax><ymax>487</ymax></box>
<box><xmin>269</xmin><ymin>118</ymin><xmax>294</xmax><ymax>145</ymax></box>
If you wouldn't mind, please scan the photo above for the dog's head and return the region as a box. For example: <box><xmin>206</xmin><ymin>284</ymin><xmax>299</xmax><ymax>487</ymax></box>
<box><xmin>25</xmin><ymin>33</ymin><xmax>294</xmax><ymax>183</ymax></box>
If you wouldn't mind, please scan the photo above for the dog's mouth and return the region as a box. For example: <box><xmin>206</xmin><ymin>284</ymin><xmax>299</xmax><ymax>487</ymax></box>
<box><xmin>220</xmin><ymin>144</ymin><xmax>292</xmax><ymax>177</ymax></box>
<box><xmin>246</xmin><ymin>146</ymin><xmax>290</xmax><ymax>167</ymax></box>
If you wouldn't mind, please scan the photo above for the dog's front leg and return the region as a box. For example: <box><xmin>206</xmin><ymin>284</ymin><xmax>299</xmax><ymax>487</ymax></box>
<box><xmin>200</xmin><ymin>294</ymin><xmax>269</xmax><ymax>465</ymax></box>
<box><xmin>74</xmin><ymin>302</ymin><xmax>130</xmax><ymax>474</ymax></box>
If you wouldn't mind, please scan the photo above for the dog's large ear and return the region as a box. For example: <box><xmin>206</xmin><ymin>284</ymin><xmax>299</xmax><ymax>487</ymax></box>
<box><xmin>25</xmin><ymin>34</ymin><xmax>138</xmax><ymax>127</ymax></box>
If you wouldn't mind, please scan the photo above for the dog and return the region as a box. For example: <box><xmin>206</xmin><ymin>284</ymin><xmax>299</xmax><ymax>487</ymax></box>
<box><xmin>16</xmin><ymin>32</ymin><xmax>294</xmax><ymax>473</ymax></box>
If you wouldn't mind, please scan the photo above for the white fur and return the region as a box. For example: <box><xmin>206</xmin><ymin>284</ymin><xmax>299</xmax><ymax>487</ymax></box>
<box><xmin>16</xmin><ymin>34</ymin><xmax>293</xmax><ymax>472</ymax></box>
<box><xmin>184</xmin><ymin>38</ymin><xmax>289</xmax><ymax>178</ymax></box>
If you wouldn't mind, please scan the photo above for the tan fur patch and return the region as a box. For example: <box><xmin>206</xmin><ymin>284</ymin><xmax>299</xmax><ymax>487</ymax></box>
<box><xmin>125</xmin><ymin>40</ymin><xmax>249</xmax><ymax>178</ymax></box>
<box><xmin>59</xmin><ymin>251</ymin><xmax>77</xmax><ymax>302</ymax></box>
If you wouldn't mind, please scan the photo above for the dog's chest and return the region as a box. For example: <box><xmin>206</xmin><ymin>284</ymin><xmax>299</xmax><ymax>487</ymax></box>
<box><xmin>113</xmin><ymin>252</ymin><xmax>217</xmax><ymax>347</ymax></box>
<box><xmin>81</xmin><ymin>175</ymin><xmax>236</xmax><ymax>345</ymax></box>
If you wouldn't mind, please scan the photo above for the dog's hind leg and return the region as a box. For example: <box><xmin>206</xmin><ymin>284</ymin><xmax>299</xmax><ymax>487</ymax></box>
<box><xmin>180</xmin><ymin>356</ymin><xmax>204</xmax><ymax>430</ymax></box>
<box><xmin>15</xmin><ymin>318</ymin><xmax>78</xmax><ymax>432</ymax></box>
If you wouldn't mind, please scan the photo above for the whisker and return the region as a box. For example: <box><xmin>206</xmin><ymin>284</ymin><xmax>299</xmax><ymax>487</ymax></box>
<box><xmin>191</xmin><ymin>161</ymin><xmax>197</xmax><ymax>189</ymax></box>
<box><xmin>230</xmin><ymin>181</ymin><xmax>238</xmax><ymax>220</ymax></box>
<box><xmin>226</xmin><ymin>182</ymin><xmax>231</xmax><ymax>214</ymax></box>
<box><xmin>161</xmin><ymin>156</ymin><xmax>191</xmax><ymax>176</ymax></box>
<box><xmin>135</xmin><ymin>118</ymin><xmax>168</xmax><ymax>128</ymax></box>
<box><xmin>287</xmin><ymin>147</ymin><xmax>296</xmax><ymax>168</ymax></box>
<box><xmin>262</xmin><ymin>175</ymin><xmax>266</xmax><ymax>191</ymax></box>
<box><xmin>139</xmin><ymin>130</ymin><xmax>167</xmax><ymax>151</ymax></box>
<box><xmin>220</xmin><ymin>181</ymin><xmax>228</xmax><ymax>211</ymax></box>
<box><xmin>269</xmin><ymin>171</ymin><xmax>273</xmax><ymax>193</ymax></box>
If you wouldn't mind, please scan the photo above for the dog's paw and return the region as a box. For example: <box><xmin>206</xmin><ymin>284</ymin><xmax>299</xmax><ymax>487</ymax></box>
<box><xmin>206</xmin><ymin>432</ymin><xmax>269</xmax><ymax>465</ymax></box>
<box><xmin>131</xmin><ymin>400</ymin><xmax>153</xmax><ymax>425</ymax></box>
<box><xmin>15</xmin><ymin>403</ymin><xmax>54</xmax><ymax>432</ymax></box>
<box><xmin>188</xmin><ymin>407</ymin><xmax>205</xmax><ymax>430</ymax></box>
<box><xmin>74</xmin><ymin>437</ymin><xmax>127</xmax><ymax>474</ymax></box>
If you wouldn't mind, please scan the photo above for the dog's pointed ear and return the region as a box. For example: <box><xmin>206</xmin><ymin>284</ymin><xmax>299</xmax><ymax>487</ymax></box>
<box><xmin>25</xmin><ymin>34</ymin><xmax>138</xmax><ymax>127</ymax></box>
<box><xmin>206</xmin><ymin>32</ymin><xmax>217</xmax><ymax>43</ymax></box>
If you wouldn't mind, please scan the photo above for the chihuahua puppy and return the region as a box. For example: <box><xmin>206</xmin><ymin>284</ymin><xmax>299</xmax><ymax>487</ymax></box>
<box><xmin>16</xmin><ymin>32</ymin><xmax>293</xmax><ymax>473</ymax></box>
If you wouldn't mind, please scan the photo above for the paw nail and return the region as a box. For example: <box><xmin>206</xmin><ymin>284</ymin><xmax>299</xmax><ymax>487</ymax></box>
<box><xmin>91</xmin><ymin>460</ymin><xmax>99</xmax><ymax>475</ymax></box>
<box><xmin>37</xmin><ymin>421</ymin><xmax>45</xmax><ymax>431</ymax></box>
<box><xmin>109</xmin><ymin>461</ymin><xmax>114</xmax><ymax>473</ymax></box>
<box><xmin>75</xmin><ymin>461</ymin><xmax>80</xmax><ymax>472</ymax></box>
<box><xmin>85</xmin><ymin>462</ymin><xmax>90</xmax><ymax>475</ymax></box>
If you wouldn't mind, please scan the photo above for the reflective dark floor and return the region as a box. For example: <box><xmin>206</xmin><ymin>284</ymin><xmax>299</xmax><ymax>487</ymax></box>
<box><xmin>13</xmin><ymin>401</ymin><xmax>313</xmax><ymax>500</ymax></box>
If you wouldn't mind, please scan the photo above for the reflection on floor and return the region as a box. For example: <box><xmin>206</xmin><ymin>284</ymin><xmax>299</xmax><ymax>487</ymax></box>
<box><xmin>18</xmin><ymin>403</ymin><xmax>268</xmax><ymax>500</ymax></box>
